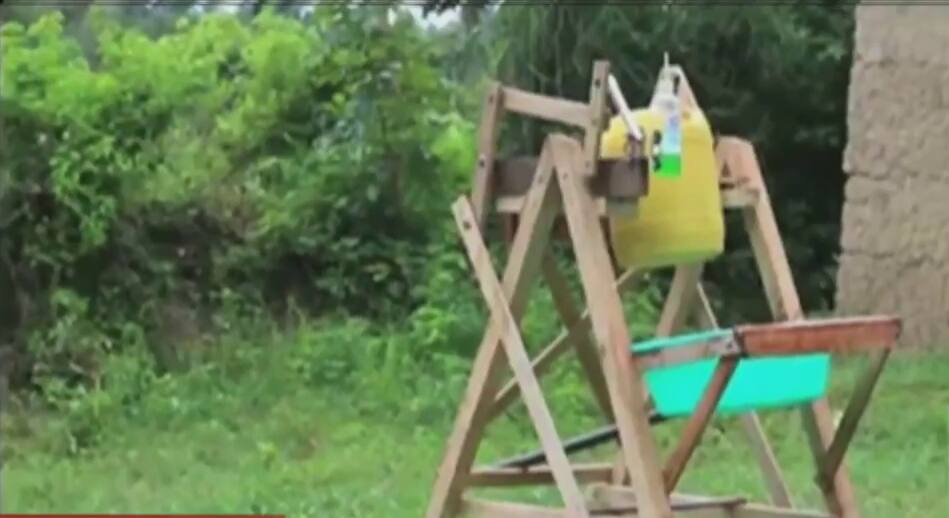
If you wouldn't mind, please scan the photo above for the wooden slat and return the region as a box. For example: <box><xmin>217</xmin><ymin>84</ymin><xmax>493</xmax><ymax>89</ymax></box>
<box><xmin>589</xmin><ymin>485</ymin><xmax>827</xmax><ymax>518</ymax></box>
<box><xmin>583</xmin><ymin>61</ymin><xmax>611</xmax><ymax>179</ymax></box>
<box><xmin>633</xmin><ymin>335</ymin><xmax>740</xmax><ymax>370</ymax></box>
<box><xmin>488</xmin><ymin>268</ymin><xmax>641</xmax><ymax>420</ymax></box>
<box><xmin>542</xmin><ymin>257</ymin><xmax>615</xmax><ymax>420</ymax></box>
<box><xmin>735</xmin><ymin>316</ymin><xmax>900</xmax><ymax>357</ymax></box>
<box><xmin>470</xmin><ymin>83</ymin><xmax>505</xmax><ymax>228</ymax></box>
<box><xmin>494</xmin><ymin>156</ymin><xmax>647</xmax><ymax>201</ymax></box>
<box><xmin>694</xmin><ymin>284</ymin><xmax>794</xmax><ymax>508</ymax></box>
<box><xmin>721</xmin><ymin>186</ymin><xmax>760</xmax><ymax>209</ymax></box>
<box><xmin>819</xmin><ymin>349</ymin><xmax>891</xmax><ymax>485</ymax></box>
<box><xmin>502</xmin><ymin>86</ymin><xmax>589</xmax><ymax>128</ymax></box>
<box><xmin>663</xmin><ymin>357</ymin><xmax>740</xmax><ymax>492</ymax></box>
<box><xmin>462</xmin><ymin>498</ymin><xmax>565</xmax><ymax>518</ymax></box>
<box><xmin>425</xmin><ymin>143</ymin><xmax>561</xmax><ymax>518</ymax></box>
<box><xmin>734</xmin><ymin>505</ymin><xmax>831</xmax><ymax>518</ymax></box>
<box><xmin>555</xmin><ymin>134</ymin><xmax>674</xmax><ymax>518</ymax></box>
<box><xmin>453</xmin><ymin>197</ymin><xmax>589</xmax><ymax>516</ymax></box>
<box><xmin>467</xmin><ymin>463</ymin><xmax>614</xmax><ymax>488</ymax></box>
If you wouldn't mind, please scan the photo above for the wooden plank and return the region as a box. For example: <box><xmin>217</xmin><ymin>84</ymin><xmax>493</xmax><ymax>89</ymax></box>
<box><xmin>488</xmin><ymin>268</ymin><xmax>641</xmax><ymax>420</ymax></box>
<box><xmin>461</xmin><ymin>498</ymin><xmax>566</xmax><ymax>518</ymax></box>
<box><xmin>583</xmin><ymin>61</ymin><xmax>611</xmax><ymax>179</ymax></box>
<box><xmin>819</xmin><ymin>349</ymin><xmax>891</xmax><ymax>486</ymax></box>
<box><xmin>542</xmin><ymin>256</ymin><xmax>615</xmax><ymax>420</ymax></box>
<box><xmin>657</xmin><ymin>264</ymin><xmax>705</xmax><ymax>337</ymax></box>
<box><xmin>634</xmin><ymin>335</ymin><xmax>740</xmax><ymax>371</ymax></box>
<box><xmin>721</xmin><ymin>186</ymin><xmax>760</xmax><ymax>209</ymax></box>
<box><xmin>470</xmin><ymin>83</ymin><xmax>505</xmax><ymax>229</ymax></box>
<box><xmin>662</xmin><ymin>357</ymin><xmax>740</xmax><ymax>492</ymax></box>
<box><xmin>497</xmin><ymin>196</ymin><xmax>613</xmax><ymax>218</ymax></box>
<box><xmin>722</xmin><ymin>136</ymin><xmax>862</xmax><ymax>518</ymax></box>
<box><xmin>502</xmin><ymin>86</ymin><xmax>589</xmax><ymax>128</ymax></box>
<box><xmin>734</xmin><ymin>505</ymin><xmax>830</xmax><ymax>518</ymax></box>
<box><xmin>589</xmin><ymin>484</ymin><xmax>746</xmax><ymax>511</ymax></box>
<box><xmin>735</xmin><ymin>316</ymin><xmax>900</xmax><ymax>357</ymax></box>
<box><xmin>612</xmin><ymin>263</ymin><xmax>702</xmax><ymax>485</ymax></box>
<box><xmin>694</xmin><ymin>284</ymin><xmax>794</xmax><ymax>508</ymax></box>
<box><xmin>467</xmin><ymin>463</ymin><xmax>614</xmax><ymax>487</ymax></box>
<box><xmin>494</xmin><ymin>157</ymin><xmax>647</xmax><ymax>201</ymax></box>
<box><xmin>425</xmin><ymin>144</ymin><xmax>561</xmax><ymax>518</ymax></box>
<box><xmin>453</xmin><ymin>196</ymin><xmax>589</xmax><ymax>518</ymax></box>
<box><xmin>555</xmin><ymin>134</ymin><xmax>674</xmax><ymax>518</ymax></box>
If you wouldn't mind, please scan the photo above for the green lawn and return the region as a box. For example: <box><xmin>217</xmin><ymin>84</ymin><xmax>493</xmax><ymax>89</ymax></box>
<box><xmin>4</xmin><ymin>339</ymin><xmax>948</xmax><ymax>517</ymax></box>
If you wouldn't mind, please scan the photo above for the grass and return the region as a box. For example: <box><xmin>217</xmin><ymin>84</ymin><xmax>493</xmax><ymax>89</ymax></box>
<box><xmin>3</xmin><ymin>321</ymin><xmax>948</xmax><ymax>517</ymax></box>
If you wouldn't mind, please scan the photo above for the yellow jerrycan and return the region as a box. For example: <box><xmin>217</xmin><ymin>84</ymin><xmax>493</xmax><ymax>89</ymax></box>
<box><xmin>600</xmin><ymin>84</ymin><xmax>724</xmax><ymax>269</ymax></box>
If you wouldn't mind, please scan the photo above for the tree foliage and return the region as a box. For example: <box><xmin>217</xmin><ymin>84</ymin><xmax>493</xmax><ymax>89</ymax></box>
<box><xmin>0</xmin><ymin>7</ymin><xmax>477</xmax><ymax>384</ymax></box>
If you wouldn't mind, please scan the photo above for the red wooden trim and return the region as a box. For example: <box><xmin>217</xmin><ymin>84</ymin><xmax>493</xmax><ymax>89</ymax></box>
<box><xmin>735</xmin><ymin>316</ymin><xmax>901</xmax><ymax>357</ymax></box>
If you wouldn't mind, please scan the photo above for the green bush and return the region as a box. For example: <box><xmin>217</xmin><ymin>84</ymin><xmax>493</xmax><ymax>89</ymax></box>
<box><xmin>0</xmin><ymin>8</ymin><xmax>478</xmax><ymax>383</ymax></box>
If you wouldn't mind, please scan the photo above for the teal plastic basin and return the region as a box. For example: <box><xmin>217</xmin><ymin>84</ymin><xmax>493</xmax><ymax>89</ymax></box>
<box><xmin>632</xmin><ymin>329</ymin><xmax>830</xmax><ymax>418</ymax></box>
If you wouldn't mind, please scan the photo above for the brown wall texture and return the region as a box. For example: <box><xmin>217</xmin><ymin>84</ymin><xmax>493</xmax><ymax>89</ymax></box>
<box><xmin>836</xmin><ymin>6</ymin><xmax>949</xmax><ymax>348</ymax></box>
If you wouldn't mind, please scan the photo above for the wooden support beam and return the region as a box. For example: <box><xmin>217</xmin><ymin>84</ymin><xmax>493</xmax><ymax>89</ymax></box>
<box><xmin>461</xmin><ymin>498</ymin><xmax>566</xmax><ymax>518</ymax></box>
<box><xmin>467</xmin><ymin>463</ymin><xmax>614</xmax><ymax>488</ymax></box>
<box><xmin>694</xmin><ymin>284</ymin><xmax>794</xmax><ymax>508</ymax></box>
<box><xmin>488</xmin><ymin>268</ymin><xmax>641</xmax><ymax>420</ymax></box>
<box><xmin>542</xmin><ymin>257</ymin><xmax>615</xmax><ymax>420</ymax></box>
<box><xmin>589</xmin><ymin>485</ymin><xmax>829</xmax><ymax>518</ymax></box>
<box><xmin>426</xmin><ymin>144</ymin><xmax>561</xmax><ymax>518</ymax></box>
<box><xmin>556</xmin><ymin>134</ymin><xmax>674</xmax><ymax>518</ymax></box>
<box><xmin>502</xmin><ymin>86</ymin><xmax>590</xmax><ymax>128</ymax></box>
<box><xmin>818</xmin><ymin>349</ymin><xmax>891</xmax><ymax>486</ymax></box>
<box><xmin>471</xmin><ymin>83</ymin><xmax>505</xmax><ymax>229</ymax></box>
<box><xmin>453</xmin><ymin>197</ymin><xmax>589</xmax><ymax>517</ymax></box>
<box><xmin>735</xmin><ymin>316</ymin><xmax>900</xmax><ymax>357</ymax></box>
<box><xmin>583</xmin><ymin>61</ymin><xmax>611</xmax><ymax>179</ymax></box>
<box><xmin>719</xmin><ymin>136</ymin><xmax>863</xmax><ymax>518</ymax></box>
<box><xmin>494</xmin><ymin>156</ymin><xmax>647</xmax><ymax>201</ymax></box>
<box><xmin>663</xmin><ymin>357</ymin><xmax>740</xmax><ymax>492</ymax></box>
<box><xmin>633</xmin><ymin>335</ymin><xmax>740</xmax><ymax>370</ymax></box>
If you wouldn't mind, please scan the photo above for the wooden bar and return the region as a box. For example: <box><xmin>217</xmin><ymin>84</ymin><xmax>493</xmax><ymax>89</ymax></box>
<box><xmin>488</xmin><ymin>268</ymin><xmax>640</xmax><ymax>420</ymax></box>
<box><xmin>453</xmin><ymin>195</ymin><xmax>589</xmax><ymax>517</ymax></box>
<box><xmin>502</xmin><ymin>86</ymin><xmax>590</xmax><ymax>128</ymax></box>
<box><xmin>461</xmin><ymin>498</ymin><xmax>565</xmax><ymax>518</ymax></box>
<box><xmin>495</xmin><ymin>157</ymin><xmax>647</xmax><ymax>201</ymax></box>
<box><xmin>819</xmin><ymin>349</ymin><xmax>891</xmax><ymax>486</ymax></box>
<box><xmin>543</xmin><ymin>257</ymin><xmax>615</xmax><ymax>419</ymax></box>
<box><xmin>588</xmin><ymin>486</ymin><xmax>828</xmax><ymax>518</ymax></box>
<box><xmin>556</xmin><ymin>134</ymin><xmax>674</xmax><ymax>518</ymax></box>
<box><xmin>470</xmin><ymin>83</ymin><xmax>505</xmax><ymax>228</ymax></box>
<box><xmin>633</xmin><ymin>335</ymin><xmax>740</xmax><ymax>370</ymax></box>
<box><xmin>425</xmin><ymin>143</ymin><xmax>561</xmax><ymax>518</ymax></box>
<box><xmin>735</xmin><ymin>316</ymin><xmax>900</xmax><ymax>357</ymax></box>
<box><xmin>721</xmin><ymin>135</ymin><xmax>863</xmax><ymax>517</ymax></box>
<box><xmin>467</xmin><ymin>463</ymin><xmax>614</xmax><ymax>487</ymax></box>
<box><xmin>663</xmin><ymin>357</ymin><xmax>740</xmax><ymax>492</ymax></box>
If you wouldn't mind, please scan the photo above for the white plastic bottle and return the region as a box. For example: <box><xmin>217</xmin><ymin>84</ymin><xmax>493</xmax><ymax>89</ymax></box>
<box><xmin>653</xmin><ymin>54</ymin><xmax>682</xmax><ymax>177</ymax></box>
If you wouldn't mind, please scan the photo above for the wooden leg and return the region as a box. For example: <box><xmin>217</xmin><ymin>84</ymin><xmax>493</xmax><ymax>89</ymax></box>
<box><xmin>724</xmin><ymin>136</ymin><xmax>862</xmax><ymax>517</ymax></box>
<box><xmin>426</xmin><ymin>144</ymin><xmax>561</xmax><ymax>518</ymax></box>
<box><xmin>542</xmin><ymin>256</ymin><xmax>615</xmax><ymax>420</ymax></box>
<box><xmin>695</xmin><ymin>285</ymin><xmax>794</xmax><ymax>508</ymax></box>
<box><xmin>489</xmin><ymin>268</ymin><xmax>641</xmax><ymax>420</ymax></box>
<box><xmin>454</xmin><ymin>197</ymin><xmax>589</xmax><ymax>517</ymax></box>
<box><xmin>818</xmin><ymin>349</ymin><xmax>890</xmax><ymax>487</ymax></box>
<box><xmin>663</xmin><ymin>357</ymin><xmax>739</xmax><ymax>492</ymax></box>
<box><xmin>555</xmin><ymin>135</ymin><xmax>673</xmax><ymax>518</ymax></box>
<box><xmin>611</xmin><ymin>263</ymin><xmax>703</xmax><ymax>485</ymax></box>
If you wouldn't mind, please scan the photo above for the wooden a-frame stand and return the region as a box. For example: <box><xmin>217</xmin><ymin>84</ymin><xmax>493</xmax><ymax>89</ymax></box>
<box><xmin>425</xmin><ymin>61</ymin><xmax>901</xmax><ymax>518</ymax></box>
